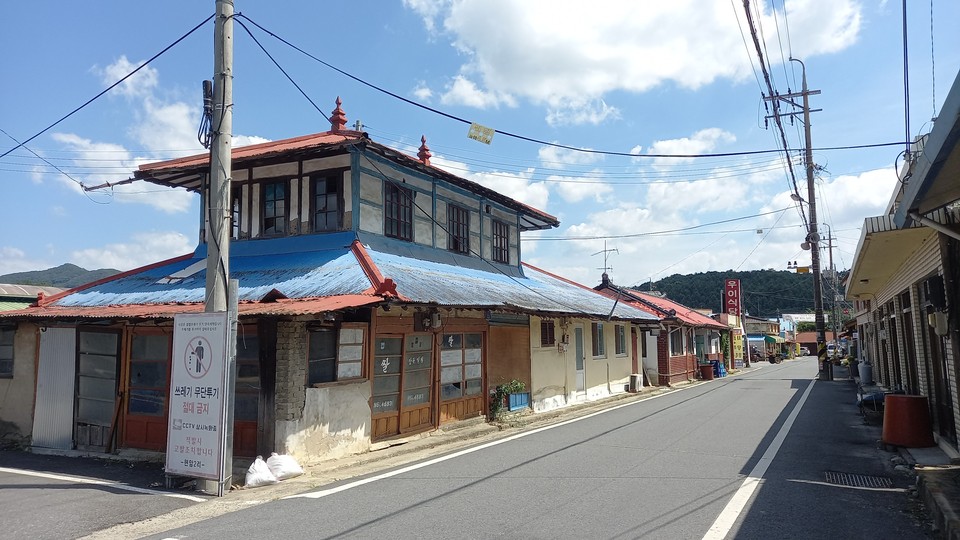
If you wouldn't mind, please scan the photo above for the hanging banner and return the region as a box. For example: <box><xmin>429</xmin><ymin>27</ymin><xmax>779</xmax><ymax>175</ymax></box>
<box><xmin>166</xmin><ymin>312</ymin><xmax>229</xmax><ymax>480</ymax></box>
<box><xmin>724</xmin><ymin>279</ymin><xmax>742</xmax><ymax>316</ymax></box>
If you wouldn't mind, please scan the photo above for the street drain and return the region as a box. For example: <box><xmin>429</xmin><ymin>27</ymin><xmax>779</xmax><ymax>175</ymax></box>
<box><xmin>824</xmin><ymin>471</ymin><xmax>893</xmax><ymax>488</ymax></box>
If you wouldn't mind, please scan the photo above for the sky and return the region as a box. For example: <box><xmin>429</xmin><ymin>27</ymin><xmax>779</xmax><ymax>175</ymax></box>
<box><xmin>2</xmin><ymin>0</ymin><xmax>958</xmax><ymax>292</ymax></box>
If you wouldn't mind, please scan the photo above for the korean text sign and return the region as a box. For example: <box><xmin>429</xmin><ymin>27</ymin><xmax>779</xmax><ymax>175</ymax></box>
<box><xmin>166</xmin><ymin>312</ymin><xmax>228</xmax><ymax>480</ymax></box>
<box><xmin>724</xmin><ymin>279</ymin><xmax>742</xmax><ymax>316</ymax></box>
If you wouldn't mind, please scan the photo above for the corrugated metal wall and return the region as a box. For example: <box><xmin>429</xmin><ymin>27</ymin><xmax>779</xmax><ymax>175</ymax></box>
<box><xmin>31</xmin><ymin>327</ymin><xmax>76</xmax><ymax>449</ymax></box>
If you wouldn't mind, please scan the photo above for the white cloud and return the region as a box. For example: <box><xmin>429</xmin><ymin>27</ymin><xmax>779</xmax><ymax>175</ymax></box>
<box><xmin>545</xmin><ymin>99</ymin><xmax>620</xmax><ymax>127</ymax></box>
<box><xmin>70</xmin><ymin>231</ymin><xmax>194</xmax><ymax>271</ymax></box>
<box><xmin>552</xmin><ymin>174</ymin><xmax>613</xmax><ymax>204</ymax></box>
<box><xmin>95</xmin><ymin>55</ymin><xmax>159</xmax><ymax>98</ymax></box>
<box><xmin>233</xmin><ymin>135</ymin><xmax>271</xmax><ymax>147</ymax></box>
<box><xmin>50</xmin><ymin>132</ymin><xmax>195</xmax><ymax>213</ymax></box>
<box><xmin>440</xmin><ymin>75</ymin><xmax>515</xmax><ymax>109</ymax></box>
<box><xmin>0</xmin><ymin>247</ymin><xmax>53</xmax><ymax>275</ymax></box>
<box><xmin>646</xmin><ymin>128</ymin><xmax>737</xmax><ymax>168</ymax></box>
<box><xmin>412</xmin><ymin>82</ymin><xmax>434</xmax><ymax>101</ymax></box>
<box><xmin>406</xmin><ymin>0</ymin><xmax>862</xmax><ymax>124</ymax></box>
<box><xmin>421</xmin><ymin>151</ymin><xmax>551</xmax><ymax>212</ymax></box>
<box><xmin>538</xmin><ymin>145</ymin><xmax>603</xmax><ymax>167</ymax></box>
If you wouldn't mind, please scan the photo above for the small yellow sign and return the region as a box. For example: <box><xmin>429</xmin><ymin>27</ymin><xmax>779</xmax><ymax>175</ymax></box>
<box><xmin>796</xmin><ymin>267</ymin><xmax>810</xmax><ymax>274</ymax></box>
<box><xmin>467</xmin><ymin>123</ymin><xmax>494</xmax><ymax>145</ymax></box>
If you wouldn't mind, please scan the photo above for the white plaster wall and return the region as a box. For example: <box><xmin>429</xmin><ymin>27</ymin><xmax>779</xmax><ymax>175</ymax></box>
<box><xmin>302</xmin><ymin>154</ymin><xmax>351</xmax><ymax>174</ymax></box>
<box><xmin>276</xmin><ymin>380</ymin><xmax>372</xmax><ymax>464</ymax></box>
<box><xmin>529</xmin><ymin>317</ymin><xmax>570</xmax><ymax>412</ymax></box>
<box><xmin>0</xmin><ymin>323</ymin><xmax>37</xmax><ymax>444</ymax></box>
<box><xmin>641</xmin><ymin>332</ymin><xmax>659</xmax><ymax>385</ymax></box>
<box><xmin>359</xmin><ymin>203</ymin><xmax>382</xmax><ymax>234</ymax></box>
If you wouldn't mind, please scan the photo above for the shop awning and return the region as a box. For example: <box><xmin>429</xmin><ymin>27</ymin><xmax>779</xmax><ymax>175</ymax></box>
<box><xmin>764</xmin><ymin>335</ymin><xmax>785</xmax><ymax>344</ymax></box>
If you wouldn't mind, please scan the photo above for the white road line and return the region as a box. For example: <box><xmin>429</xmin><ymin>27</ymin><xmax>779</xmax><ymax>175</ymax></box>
<box><xmin>701</xmin><ymin>378</ymin><xmax>817</xmax><ymax>540</ymax></box>
<box><xmin>0</xmin><ymin>466</ymin><xmax>207</xmax><ymax>502</ymax></box>
<box><xmin>287</xmin><ymin>388</ymin><xmax>679</xmax><ymax>500</ymax></box>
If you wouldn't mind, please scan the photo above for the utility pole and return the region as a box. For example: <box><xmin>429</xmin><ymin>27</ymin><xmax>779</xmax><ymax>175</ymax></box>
<box><xmin>206</xmin><ymin>0</ymin><xmax>235</xmax><ymax>495</ymax></box>
<box><xmin>768</xmin><ymin>58</ymin><xmax>828</xmax><ymax>379</ymax></box>
<box><xmin>206</xmin><ymin>0</ymin><xmax>233</xmax><ymax>313</ymax></box>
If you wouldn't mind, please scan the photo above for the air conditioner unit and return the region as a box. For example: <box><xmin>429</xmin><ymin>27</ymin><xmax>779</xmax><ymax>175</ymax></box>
<box><xmin>628</xmin><ymin>373</ymin><xmax>642</xmax><ymax>393</ymax></box>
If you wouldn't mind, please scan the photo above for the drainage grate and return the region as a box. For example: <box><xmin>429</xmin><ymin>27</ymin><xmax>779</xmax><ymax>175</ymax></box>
<box><xmin>824</xmin><ymin>471</ymin><xmax>893</xmax><ymax>488</ymax></box>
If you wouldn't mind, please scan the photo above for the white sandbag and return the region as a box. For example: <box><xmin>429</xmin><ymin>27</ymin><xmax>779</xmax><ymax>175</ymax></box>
<box><xmin>266</xmin><ymin>452</ymin><xmax>304</xmax><ymax>481</ymax></box>
<box><xmin>244</xmin><ymin>455</ymin><xmax>279</xmax><ymax>488</ymax></box>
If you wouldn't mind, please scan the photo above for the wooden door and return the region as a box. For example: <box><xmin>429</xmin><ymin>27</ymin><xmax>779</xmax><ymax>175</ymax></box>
<box><xmin>75</xmin><ymin>330</ymin><xmax>120</xmax><ymax>452</ymax></box>
<box><xmin>438</xmin><ymin>332</ymin><xmax>484</xmax><ymax>423</ymax></box>
<box><xmin>371</xmin><ymin>335</ymin><xmax>403</xmax><ymax>439</ymax></box>
<box><xmin>124</xmin><ymin>331</ymin><xmax>171</xmax><ymax>451</ymax></box>
<box><xmin>399</xmin><ymin>333</ymin><xmax>432</xmax><ymax>433</ymax></box>
<box><xmin>233</xmin><ymin>332</ymin><xmax>260</xmax><ymax>457</ymax></box>
<box><xmin>574</xmin><ymin>327</ymin><xmax>585</xmax><ymax>394</ymax></box>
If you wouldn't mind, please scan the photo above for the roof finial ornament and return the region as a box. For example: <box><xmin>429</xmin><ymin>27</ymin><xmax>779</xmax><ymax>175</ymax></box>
<box><xmin>329</xmin><ymin>96</ymin><xmax>348</xmax><ymax>132</ymax></box>
<box><xmin>417</xmin><ymin>135</ymin><xmax>432</xmax><ymax>166</ymax></box>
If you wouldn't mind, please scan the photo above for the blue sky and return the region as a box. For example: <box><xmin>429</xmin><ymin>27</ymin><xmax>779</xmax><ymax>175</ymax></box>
<box><xmin>2</xmin><ymin>1</ymin><xmax>958</xmax><ymax>290</ymax></box>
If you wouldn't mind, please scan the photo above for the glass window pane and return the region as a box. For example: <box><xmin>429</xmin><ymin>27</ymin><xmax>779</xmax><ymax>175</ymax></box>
<box><xmin>404</xmin><ymin>352</ymin><xmax>430</xmax><ymax>371</ymax></box>
<box><xmin>78</xmin><ymin>375</ymin><xmax>115</xmax><ymax>400</ymax></box>
<box><xmin>372</xmin><ymin>374</ymin><xmax>400</xmax><ymax>395</ymax></box>
<box><xmin>441</xmin><ymin>366</ymin><xmax>462</xmax><ymax>384</ymax></box>
<box><xmin>441</xmin><ymin>334</ymin><xmax>462</xmax><ymax>350</ymax></box>
<box><xmin>0</xmin><ymin>359</ymin><xmax>12</xmax><ymax>376</ymax></box>
<box><xmin>405</xmin><ymin>334</ymin><xmax>432</xmax><ymax>352</ymax></box>
<box><xmin>235</xmin><ymin>394</ymin><xmax>258</xmax><ymax>421</ymax></box>
<box><xmin>0</xmin><ymin>329</ymin><xmax>13</xmax><ymax>346</ymax></box>
<box><xmin>464</xmin><ymin>363</ymin><xmax>482</xmax><ymax>379</ymax></box>
<box><xmin>465</xmin><ymin>379</ymin><xmax>482</xmax><ymax>396</ymax></box>
<box><xmin>464</xmin><ymin>348</ymin><xmax>481</xmax><ymax>363</ymax></box>
<box><xmin>79</xmin><ymin>332</ymin><xmax>117</xmax><ymax>355</ymax></box>
<box><xmin>403</xmin><ymin>388</ymin><xmax>430</xmax><ymax>407</ymax></box>
<box><xmin>337</xmin><ymin>361</ymin><xmax>362</xmax><ymax>379</ymax></box>
<box><xmin>376</xmin><ymin>337</ymin><xmax>402</xmax><ymax>355</ymax></box>
<box><xmin>129</xmin><ymin>361</ymin><xmax>166</xmax><ymax>387</ymax></box>
<box><xmin>403</xmin><ymin>368</ymin><xmax>431</xmax><ymax>389</ymax></box>
<box><xmin>236</xmin><ymin>335</ymin><xmax>259</xmax><ymax>359</ymax></box>
<box><xmin>77</xmin><ymin>398</ymin><xmax>114</xmax><ymax>425</ymax></box>
<box><xmin>372</xmin><ymin>394</ymin><xmax>399</xmax><ymax>414</ymax></box>
<box><xmin>440</xmin><ymin>350</ymin><xmax>462</xmax><ymax>366</ymax></box>
<box><xmin>131</xmin><ymin>335</ymin><xmax>168</xmax><ymax>360</ymax></box>
<box><xmin>465</xmin><ymin>333</ymin><xmax>482</xmax><ymax>348</ymax></box>
<box><xmin>309</xmin><ymin>329</ymin><xmax>336</xmax><ymax>360</ymax></box>
<box><xmin>374</xmin><ymin>355</ymin><xmax>401</xmax><ymax>374</ymax></box>
<box><xmin>0</xmin><ymin>345</ymin><xmax>13</xmax><ymax>360</ymax></box>
<box><xmin>309</xmin><ymin>359</ymin><xmax>335</xmax><ymax>385</ymax></box>
<box><xmin>128</xmin><ymin>389</ymin><xmax>165</xmax><ymax>416</ymax></box>
<box><xmin>441</xmin><ymin>383</ymin><xmax>462</xmax><ymax>400</ymax></box>
<box><xmin>78</xmin><ymin>353</ymin><xmax>116</xmax><ymax>377</ymax></box>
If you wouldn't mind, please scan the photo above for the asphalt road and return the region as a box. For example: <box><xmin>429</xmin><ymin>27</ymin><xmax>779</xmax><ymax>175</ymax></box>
<box><xmin>142</xmin><ymin>357</ymin><xmax>933</xmax><ymax>540</ymax></box>
<box><xmin>0</xmin><ymin>450</ymin><xmax>204</xmax><ymax>540</ymax></box>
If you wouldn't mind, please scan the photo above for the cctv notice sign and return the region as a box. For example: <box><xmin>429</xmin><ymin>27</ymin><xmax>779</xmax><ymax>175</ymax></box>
<box><xmin>166</xmin><ymin>312</ymin><xmax>229</xmax><ymax>480</ymax></box>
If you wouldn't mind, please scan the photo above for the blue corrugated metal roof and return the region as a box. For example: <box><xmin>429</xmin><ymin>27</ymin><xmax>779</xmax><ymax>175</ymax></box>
<box><xmin>368</xmin><ymin>249</ymin><xmax>657</xmax><ymax>320</ymax></box>
<box><xmin>48</xmin><ymin>230</ymin><xmax>655</xmax><ymax>321</ymax></box>
<box><xmin>55</xmin><ymin>232</ymin><xmax>372</xmax><ymax>307</ymax></box>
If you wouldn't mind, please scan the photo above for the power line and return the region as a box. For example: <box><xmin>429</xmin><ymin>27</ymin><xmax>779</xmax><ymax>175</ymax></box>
<box><xmin>0</xmin><ymin>13</ymin><xmax>214</xmax><ymax>160</ymax></box>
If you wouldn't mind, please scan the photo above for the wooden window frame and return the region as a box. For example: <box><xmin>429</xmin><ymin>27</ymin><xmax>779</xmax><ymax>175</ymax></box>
<box><xmin>669</xmin><ymin>328</ymin><xmax>684</xmax><ymax>356</ymax></box>
<box><xmin>492</xmin><ymin>219</ymin><xmax>510</xmax><ymax>264</ymax></box>
<box><xmin>231</xmin><ymin>188</ymin><xmax>242</xmax><ymax>240</ymax></box>
<box><xmin>591</xmin><ymin>322</ymin><xmax>605</xmax><ymax>357</ymax></box>
<box><xmin>385</xmin><ymin>183</ymin><xmax>413</xmax><ymax>241</ymax></box>
<box><xmin>311</xmin><ymin>172</ymin><xmax>342</xmax><ymax>233</ymax></box>
<box><xmin>308</xmin><ymin>323</ymin><xmax>365</xmax><ymax>387</ymax></box>
<box><xmin>127</xmin><ymin>329</ymin><xmax>171</xmax><ymax>417</ymax></box>
<box><xmin>261</xmin><ymin>180</ymin><xmax>288</xmax><ymax>236</ymax></box>
<box><xmin>447</xmin><ymin>204</ymin><xmax>470</xmax><ymax>254</ymax></box>
<box><xmin>540</xmin><ymin>319</ymin><xmax>556</xmax><ymax>347</ymax></box>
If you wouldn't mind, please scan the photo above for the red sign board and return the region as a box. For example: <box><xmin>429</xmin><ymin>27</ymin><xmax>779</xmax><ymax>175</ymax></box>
<box><xmin>725</xmin><ymin>279</ymin><xmax>741</xmax><ymax>316</ymax></box>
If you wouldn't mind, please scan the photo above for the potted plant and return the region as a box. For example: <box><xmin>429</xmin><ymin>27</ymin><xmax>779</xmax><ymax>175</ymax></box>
<box><xmin>490</xmin><ymin>379</ymin><xmax>528</xmax><ymax>418</ymax></box>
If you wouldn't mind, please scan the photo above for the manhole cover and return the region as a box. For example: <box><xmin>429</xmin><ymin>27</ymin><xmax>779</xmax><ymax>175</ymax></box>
<box><xmin>824</xmin><ymin>471</ymin><xmax>893</xmax><ymax>488</ymax></box>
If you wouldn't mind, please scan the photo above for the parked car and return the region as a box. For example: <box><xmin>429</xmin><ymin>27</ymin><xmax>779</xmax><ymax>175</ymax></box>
<box><xmin>827</xmin><ymin>343</ymin><xmax>841</xmax><ymax>358</ymax></box>
<box><xmin>799</xmin><ymin>346</ymin><xmax>810</xmax><ymax>356</ymax></box>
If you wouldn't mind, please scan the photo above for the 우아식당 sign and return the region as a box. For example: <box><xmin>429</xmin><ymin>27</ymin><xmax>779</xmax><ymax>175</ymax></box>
<box><xmin>166</xmin><ymin>312</ymin><xmax>229</xmax><ymax>480</ymax></box>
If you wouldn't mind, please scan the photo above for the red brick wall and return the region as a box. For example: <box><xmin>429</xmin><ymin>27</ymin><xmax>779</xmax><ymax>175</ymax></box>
<box><xmin>657</xmin><ymin>334</ymin><xmax>697</xmax><ymax>385</ymax></box>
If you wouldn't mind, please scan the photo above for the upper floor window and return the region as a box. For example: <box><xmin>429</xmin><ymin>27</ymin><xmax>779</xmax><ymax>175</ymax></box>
<box><xmin>231</xmin><ymin>189</ymin><xmax>242</xmax><ymax>239</ymax></box>
<box><xmin>262</xmin><ymin>180</ymin><xmax>287</xmax><ymax>236</ymax></box>
<box><xmin>312</xmin><ymin>174</ymin><xmax>340</xmax><ymax>232</ymax></box>
<box><xmin>540</xmin><ymin>319</ymin><xmax>555</xmax><ymax>347</ymax></box>
<box><xmin>448</xmin><ymin>204</ymin><xmax>469</xmax><ymax>254</ymax></box>
<box><xmin>591</xmin><ymin>322</ymin><xmax>605</xmax><ymax>357</ymax></box>
<box><xmin>385</xmin><ymin>183</ymin><xmax>413</xmax><ymax>241</ymax></box>
<box><xmin>492</xmin><ymin>220</ymin><xmax>509</xmax><ymax>264</ymax></box>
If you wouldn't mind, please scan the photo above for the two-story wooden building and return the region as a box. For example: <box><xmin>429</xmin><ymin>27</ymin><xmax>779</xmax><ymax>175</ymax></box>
<box><xmin>0</xmin><ymin>99</ymin><xmax>657</xmax><ymax>464</ymax></box>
